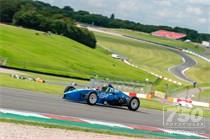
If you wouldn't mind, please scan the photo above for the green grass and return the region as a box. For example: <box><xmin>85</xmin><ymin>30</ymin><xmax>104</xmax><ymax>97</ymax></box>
<box><xmin>95</xmin><ymin>32</ymin><xmax>183</xmax><ymax>81</ymax></box>
<box><xmin>141</xmin><ymin>99</ymin><xmax>168</xmax><ymax>110</ymax></box>
<box><xmin>0</xmin><ymin>24</ymin><xmax>155</xmax><ymax>82</ymax></box>
<box><xmin>94</xmin><ymin>31</ymin><xmax>187</xmax><ymax>91</ymax></box>
<box><xmin>186</xmin><ymin>55</ymin><xmax>210</xmax><ymax>85</ymax></box>
<box><xmin>112</xmin><ymin>29</ymin><xmax>204</xmax><ymax>53</ymax></box>
<box><xmin>24</xmin><ymin>71</ymin><xmax>88</xmax><ymax>84</ymax></box>
<box><xmin>0</xmin><ymin>73</ymin><xmax>64</xmax><ymax>95</ymax></box>
<box><xmin>199</xmin><ymin>89</ymin><xmax>210</xmax><ymax>98</ymax></box>
<box><xmin>194</xmin><ymin>89</ymin><xmax>210</xmax><ymax>101</ymax></box>
<box><xmin>0</xmin><ymin>71</ymin><xmax>175</xmax><ymax>96</ymax></box>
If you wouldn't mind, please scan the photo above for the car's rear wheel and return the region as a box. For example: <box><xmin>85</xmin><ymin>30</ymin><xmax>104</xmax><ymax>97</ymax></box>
<box><xmin>87</xmin><ymin>92</ymin><xmax>98</xmax><ymax>105</ymax></box>
<box><xmin>128</xmin><ymin>97</ymin><xmax>140</xmax><ymax>111</ymax></box>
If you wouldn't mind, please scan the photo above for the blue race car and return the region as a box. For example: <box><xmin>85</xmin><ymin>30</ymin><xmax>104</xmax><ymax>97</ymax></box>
<box><xmin>63</xmin><ymin>85</ymin><xmax>140</xmax><ymax>111</ymax></box>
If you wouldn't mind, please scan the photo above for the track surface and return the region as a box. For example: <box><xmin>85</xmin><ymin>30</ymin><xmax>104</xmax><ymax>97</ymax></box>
<box><xmin>168</xmin><ymin>49</ymin><xmax>196</xmax><ymax>83</ymax></box>
<box><xmin>121</xmin><ymin>35</ymin><xmax>197</xmax><ymax>83</ymax></box>
<box><xmin>0</xmin><ymin>87</ymin><xmax>209</xmax><ymax>134</ymax></box>
<box><xmin>87</xmin><ymin>26</ymin><xmax>197</xmax><ymax>83</ymax></box>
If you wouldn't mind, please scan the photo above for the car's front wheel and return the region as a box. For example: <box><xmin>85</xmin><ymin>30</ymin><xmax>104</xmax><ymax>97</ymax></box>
<box><xmin>87</xmin><ymin>92</ymin><xmax>98</xmax><ymax>105</ymax></box>
<box><xmin>128</xmin><ymin>97</ymin><xmax>140</xmax><ymax>111</ymax></box>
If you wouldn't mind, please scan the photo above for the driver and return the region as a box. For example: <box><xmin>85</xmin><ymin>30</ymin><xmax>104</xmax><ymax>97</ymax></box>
<box><xmin>101</xmin><ymin>84</ymin><xmax>113</xmax><ymax>93</ymax></box>
<box><xmin>101</xmin><ymin>85</ymin><xmax>108</xmax><ymax>92</ymax></box>
<box><xmin>108</xmin><ymin>83</ymin><xmax>114</xmax><ymax>88</ymax></box>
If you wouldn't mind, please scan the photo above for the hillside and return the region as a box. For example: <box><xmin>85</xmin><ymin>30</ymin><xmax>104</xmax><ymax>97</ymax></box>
<box><xmin>0</xmin><ymin>24</ymin><xmax>156</xmax><ymax>82</ymax></box>
<box><xmin>111</xmin><ymin>29</ymin><xmax>204</xmax><ymax>53</ymax></box>
<box><xmin>109</xmin><ymin>28</ymin><xmax>210</xmax><ymax>85</ymax></box>
<box><xmin>94</xmin><ymin>31</ymin><xmax>183</xmax><ymax>82</ymax></box>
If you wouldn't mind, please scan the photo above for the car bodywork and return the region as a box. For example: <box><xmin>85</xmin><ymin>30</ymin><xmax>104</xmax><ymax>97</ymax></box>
<box><xmin>63</xmin><ymin>86</ymin><xmax>140</xmax><ymax>111</ymax></box>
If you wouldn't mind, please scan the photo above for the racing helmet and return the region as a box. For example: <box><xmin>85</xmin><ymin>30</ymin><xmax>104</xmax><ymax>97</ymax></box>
<box><xmin>108</xmin><ymin>83</ymin><xmax>113</xmax><ymax>88</ymax></box>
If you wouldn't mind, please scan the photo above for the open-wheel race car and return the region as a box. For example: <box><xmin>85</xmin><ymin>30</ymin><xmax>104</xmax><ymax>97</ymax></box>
<box><xmin>63</xmin><ymin>85</ymin><xmax>140</xmax><ymax>111</ymax></box>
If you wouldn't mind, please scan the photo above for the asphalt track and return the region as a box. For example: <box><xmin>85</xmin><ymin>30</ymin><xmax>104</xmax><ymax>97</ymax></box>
<box><xmin>121</xmin><ymin>35</ymin><xmax>197</xmax><ymax>83</ymax></box>
<box><xmin>168</xmin><ymin>49</ymin><xmax>196</xmax><ymax>83</ymax></box>
<box><xmin>87</xmin><ymin>26</ymin><xmax>197</xmax><ymax>83</ymax></box>
<box><xmin>0</xmin><ymin>87</ymin><xmax>209</xmax><ymax>134</ymax></box>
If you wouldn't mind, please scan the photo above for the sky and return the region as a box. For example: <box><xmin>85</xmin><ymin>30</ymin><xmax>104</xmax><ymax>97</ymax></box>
<box><xmin>40</xmin><ymin>0</ymin><xmax>210</xmax><ymax>33</ymax></box>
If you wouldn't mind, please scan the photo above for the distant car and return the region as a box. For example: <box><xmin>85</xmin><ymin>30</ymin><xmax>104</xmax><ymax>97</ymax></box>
<box><xmin>176</xmin><ymin>98</ymin><xmax>193</xmax><ymax>108</ymax></box>
<box><xmin>63</xmin><ymin>85</ymin><xmax>140</xmax><ymax>111</ymax></box>
<box><xmin>111</xmin><ymin>54</ymin><xmax>120</xmax><ymax>59</ymax></box>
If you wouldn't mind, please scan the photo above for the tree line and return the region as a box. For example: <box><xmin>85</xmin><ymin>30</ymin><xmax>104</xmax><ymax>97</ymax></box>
<box><xmin>70</xmin><ymin>10</ymin><xmax>209</xmax><ymax>43</ymax></box>
<box><xmin>0</xmin><ymin>0</ymin><xmax>96</xmax><ymax>48</ymax></box>
<box><xmin>1</xmin><ymin>0</ymin><xmax>209</xmax><ymax>44</ymax></box>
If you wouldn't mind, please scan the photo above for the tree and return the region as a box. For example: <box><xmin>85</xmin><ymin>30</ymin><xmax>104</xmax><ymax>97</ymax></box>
<box><xmin>15</xmin><ymin>12</ymin><xmax>43</xmax><ymax>29</ymax></box>
<box><xmin>110</xmin><ymin>13</ymin><xmax>115</xmax><ymax>20</ymax></box>
<box><xmin>49</xmin><ymin>19</ymin><xmax>66</xmax><ymax>34</ymax></box>
<box><xmin>2</xmin><ymin>0</ymin><xmax>209</xmax><ymax>44</ymax></box>
<box><xmin>63</xmin><ymin>6</ymin><xmax>74</xmax><ymax>12</ymax></box>
<box><xmin>0</xmin><ymin>0</ymin><xmax>21</xmax><ymax>23</ymax></box>
<box><xmin>10</xmin><ymin>1</ymin><xmax>96</xmax><ymax>48</ymax></box>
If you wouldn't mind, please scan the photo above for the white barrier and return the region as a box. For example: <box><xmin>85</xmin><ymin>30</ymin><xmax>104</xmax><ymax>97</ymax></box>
<box><xmin>182</xmin><ymin>49</ymin><xmax>210</xmax><ymax>62</ymax></box>
<box><xmin>122</xmin><ymin>59</ymin><xmax>182</xmax><ymax>86</ymax></box>
<box><xmin>137</xmin><ymin>93</ymin><xmax>147</xmax><ymax>99</ymax></box>
<box><xmin>192</xmin><ymin>101</ymin><xmax>209</xmax><ymax>108</ymax></box>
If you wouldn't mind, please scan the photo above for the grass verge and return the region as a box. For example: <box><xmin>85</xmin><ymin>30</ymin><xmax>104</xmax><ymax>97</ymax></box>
<box><xmin>194</xmin><ymin>89</ymin><xmax>210</xmax><ymax>102</ymax></box>
<box><xmin>0</xmin><ymin>72</ymin><xmax>64</xmax><ymax>95</ymax></box>
<box><xmin>186</xmin><ymin>55</ymin><xmax>210</xmax><ymax>84</ymax></box>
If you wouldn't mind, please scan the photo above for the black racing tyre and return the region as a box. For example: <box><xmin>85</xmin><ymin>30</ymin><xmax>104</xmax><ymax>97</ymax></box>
<box><xmin>64</xmin><ymin>86</ymin><xmax>75</xmax><ymax>93</ymax></box>
<box><xmin>128</xmin><ymin>97</ymin><xmax>140</xmax><ymax>111</ymax></box>
<box><xmin>87</xmin><ymin>92</ymin><xmax>98</xmax><ymax>105</ymax></box>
